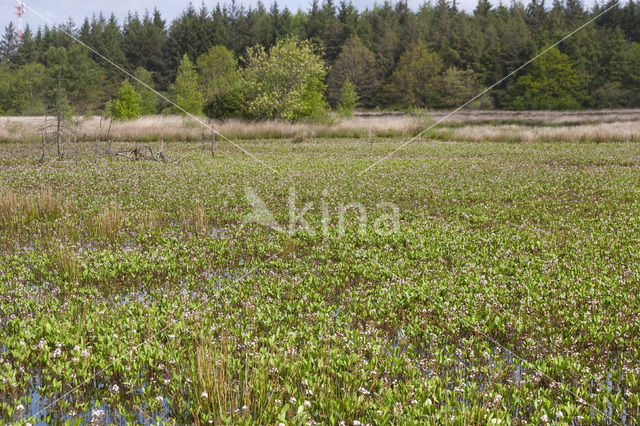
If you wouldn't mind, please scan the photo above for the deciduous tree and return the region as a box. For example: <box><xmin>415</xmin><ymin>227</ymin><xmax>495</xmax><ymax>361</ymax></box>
<box><xmin>242</xmin><ymin>37</ymin><xmax>326</xmax><ymax>120</ymax></box>
<box><xmin>326</xmin><ymin>35</ymin><xmax>381</xmax><ymax>107</ymax></box>
<box><xmin>112</xmin><ymin>79</ymin><xmax>141</xmax><ymax>120</ymax></box>
<box><xmin>169</xmin><ymin>54</ymin><xmax>204</xmax><ymax>116</ymax></box>
<box><xmin>506</xmin><ymin>47</ymin><xmax>580</xmax><ymax>110</ymax></box>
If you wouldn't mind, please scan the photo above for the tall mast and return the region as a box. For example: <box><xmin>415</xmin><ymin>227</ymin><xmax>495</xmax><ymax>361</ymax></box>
<box><xmin>16</xmin><ymin>0</ymin><xmax>25</xmax><ymax>41</ymax></box>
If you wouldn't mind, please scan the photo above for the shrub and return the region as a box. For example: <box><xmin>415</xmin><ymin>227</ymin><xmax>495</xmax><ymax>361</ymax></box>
<box><xmin>242</xmin><ymin>38</ymin><xmax>327</xmax><ymax>121</ymax></box>
<box><xmin>112</xmin><ymin>79</ymin><xmax>142</xmax><ymax>120</ymax></box>
<box><xmin>203</xmin><ymin>81</ymin><xmax>245</xmax><ymax>119</ymax></box>
<box><xmin>337</xmin><ymin>79</ymin><xmax>358</xmax><ymax>117</ymax></box>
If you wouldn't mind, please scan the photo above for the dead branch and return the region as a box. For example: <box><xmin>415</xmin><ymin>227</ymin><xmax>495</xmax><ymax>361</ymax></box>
<box><xmin>103</xmin><ymin>143</ymin><xmax>184</xmax><ymax>163</ymax></box>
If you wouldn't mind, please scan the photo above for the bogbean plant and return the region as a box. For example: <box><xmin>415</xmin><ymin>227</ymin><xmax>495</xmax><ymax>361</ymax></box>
<box><xmin>1</xmin><ymin>137</ymin><xmax>639</xmax><ymax>424</ymax></box>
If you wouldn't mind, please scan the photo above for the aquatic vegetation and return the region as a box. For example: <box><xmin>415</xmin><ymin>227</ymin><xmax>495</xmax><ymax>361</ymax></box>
<box><xmin>1</xmin><ymin>134</ymin><xmax>639</xmax><ymax>424</ymax></box>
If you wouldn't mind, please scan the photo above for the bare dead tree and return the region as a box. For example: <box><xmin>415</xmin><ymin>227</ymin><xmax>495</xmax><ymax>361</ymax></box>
<box><xmin>211</xmin><ymin>129</ymin><xmax>216</xmax><ymax>157</ymax></box>
<box><xmin>40</xmin><ymin>111</ymin><xmax>48</xmax><ymax>163</ymax></box>
<box><xmin>95</xmin><ymin>116</ymin><xmax>103</xmax><ymax>160</ymax></box>
<box><xmin>56</xmin><ymin>57</ymin><xmax>63</xmax><ymax>160</ymax></box>
<box><xmin>106</xmin><ymin>118</ymin><xmax>113</xmax><ymax>152</ymax></box>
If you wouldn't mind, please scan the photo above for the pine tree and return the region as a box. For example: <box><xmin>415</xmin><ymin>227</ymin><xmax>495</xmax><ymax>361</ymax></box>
<box><xmin>0</xmin><ymin>23</ymin><xmax>19</xmax><ymax>63</ymax></box>
<box><xmin>384</xmin><ymin>40</ymin><xmax>444</xmax><ymax>108</ymax></box>
<box><xmin>44</xmin><ymin>46</ymin><xmax>104</xmax><ymax>114</ymax></box>
<box><xmin>100</xmin><ymin>14</ymin><xmax>126</xmax><ymax>97</ymax></box>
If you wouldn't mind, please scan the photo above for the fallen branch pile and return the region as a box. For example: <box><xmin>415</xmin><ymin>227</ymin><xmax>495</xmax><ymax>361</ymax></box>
<box><xmin>105</xmin><ymin>143</ymin><xmax>187</xmax><ymax>163</ymax></box>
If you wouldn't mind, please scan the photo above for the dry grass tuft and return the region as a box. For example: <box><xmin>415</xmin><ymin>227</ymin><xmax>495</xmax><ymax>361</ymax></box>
<box><xmin>186</xmin><ymin>332</ymin><xmax>273</xmax><ymax>424</ymax></box>
<box><xmin>51</xmin><ymin>243</ymin><xmax>81</xmax><ymax>282</ymax></box>
<box><xmin>292</xmin><ymin>131</ymin><xmax>309</xmax><ymax>144</ymax></box>
<box><xmin>192</xmin><ymin>333</ymin><xmax>231</xmax><ymax>422</ymax></box>
<box><xmin>192</xmin><ymin>201</ymin><xmax>207</xmax><ymax>235</ymax></box>
<box><xmin>0</xmin><ymin>187</ymin><xmax>64</xmax><ymax>225</ymax></box>
<box><xmin>90</xmin><ymin>204</ymin><xmax>126</xmax><ymax>241</ymax></box>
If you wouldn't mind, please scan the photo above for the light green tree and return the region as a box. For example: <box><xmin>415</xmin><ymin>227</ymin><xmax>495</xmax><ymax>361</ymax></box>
<box><xmin>242</xmin><ymin>38</ymin><xmax>326</xmax><ymax>121</ymax></box>
<box><xmin>337</xmin><ymin>78</ymin><xmax>358</xmax><ymax>117</ymax></box>
<box><xmin>132</xmin><ymin>67</ymin><xmax>158</xmax><ymax>115</ymax></box>
<box><xmin>197</xmin><ymin>45</ymin><xmax>239</xmax><ymax>95</ymax></box>
<box><xmin>197</xmin><ymin>46</ymin><xmax>243</xmax><ymax>119</ymax></box>
<box><xmin>439</xmin><ymin>67</ymin><xmax>492</xmax><ymax>109</ymax></box>
<box><xmin>507</xmin><ymin>47</ymin><xmax>580</xmax><ymax>110</ymax></box>
<box><xmin>169</xmin><ymin>54</ymin><xmax>204</xmax><ymax>116</ymax></box>
<box><xmin>112</xmin><ymin>79</ymin><xmax>142</xmax><ymax>120</ymax></box>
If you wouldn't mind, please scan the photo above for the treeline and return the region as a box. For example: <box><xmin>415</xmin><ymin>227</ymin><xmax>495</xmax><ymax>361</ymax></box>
<box><xmin>0</xmin><ymin>0</ymin><xmax>639</xmax><ymax>118</ymax></box>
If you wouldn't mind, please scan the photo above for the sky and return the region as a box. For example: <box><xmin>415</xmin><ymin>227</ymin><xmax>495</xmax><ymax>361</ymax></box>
<box><xmin>2</xmin><ymin>0</ymin><xmax>602</xmax><ymax>32</ymax></box>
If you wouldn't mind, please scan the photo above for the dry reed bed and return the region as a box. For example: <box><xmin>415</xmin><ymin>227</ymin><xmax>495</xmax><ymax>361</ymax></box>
<box><xmin>0</xmin><ymin>115</ymin><xmax>428</xmax><ymax>142</ymax></box>
<box><xmin>0</xmin><ymin>187</ymin><xmax>66</xmax><ymax>224</ymax></box>
<box><xmin>438</xmin><ymin>121</ymin><xmax>640</xmax><ymax>143</ymax></box>
<box><xmin>2</xmin><ymin>111</ymin><xmax>639</xmax><ymax>143</ymax></box>
<box><xmin>429</xmin><ymin>108</ymin><xmax>640</xmax><ymax>124</ymax></box>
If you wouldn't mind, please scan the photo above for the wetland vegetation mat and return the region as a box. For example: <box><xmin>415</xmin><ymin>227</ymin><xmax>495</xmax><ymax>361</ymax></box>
<box><xmin>1</xmin><ymin>137</ymin><xmax>639</xmax><ymax>424</ymax></box>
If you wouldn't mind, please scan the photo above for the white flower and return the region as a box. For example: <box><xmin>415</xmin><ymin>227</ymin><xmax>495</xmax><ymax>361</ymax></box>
<box><xmin>275</xmin><ymin>399</ymin><xmax>282</xmax><ymax>405</ymax></box>
<box><xmin>540</xmin><ymin>414</ymin><xmax>549</xmax><ymax>423</ymax></box>
<box><xmin>111</xmin><ymin>384</ymin><xmax>119</xmax><ymax>393</ymax></box>
<box><xmin>358</xmin><ymin>387</ymin><xmax>370</xmax><ymax>395</ymax></box>
<box><xmin>353</xmin><ymin>421</ymin><xmax>361</xmax><ymax>426</ymax></box>
<box><xmin>242</xmin><ymin>405</ymin><xmax>248</xmax><ymax>410</ymax></box>
<box><xmin>91</xmin><ymin>409</ymin><xmax>104</xmax><ymax>420</ymax></box>
<box><xmin>81</xmin><ymin>349</ymin><xmax>90</xmax><ymax>358</ymax></box>
<box><xmin>556</xmin><ymin>411</ymin><xmax>564</xmax><ymax>419</ymax></box>
<box><xmin>201</xmin><ymin>391</ymin><xmax>208</xmax><ymax>398</ymax></box>
<box><xmin>156</xmin><ymin>396</ymin><xmax>163</xmax><ymax>403</ymax></box>
<box><xmin>16</xmin><ymin>404</ymin><xmax>25</xmax><ymax>414</ymax></box>
<box><xmin>304</xmin><ymin>400</ymin><xmax>311</xmax><ymax>408</ymax></box>
<box><xmin>289</xmin><ymin>396</ymin><xmax>297</xmax><ymax>404</ymax></box>
<box><xmin>376</xmin><ymin>410</ymin><xmax>382</xmax><ymax>416</ymax></box>
<box><xmin>278</xmin><ymin>423</ymin><xmax>285</xmax><ymax>426</ymax></box>
<box><xmin>338</xmin><ymin>422</ymin><xmax>345</xmax><ymax>426</ymax></box>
